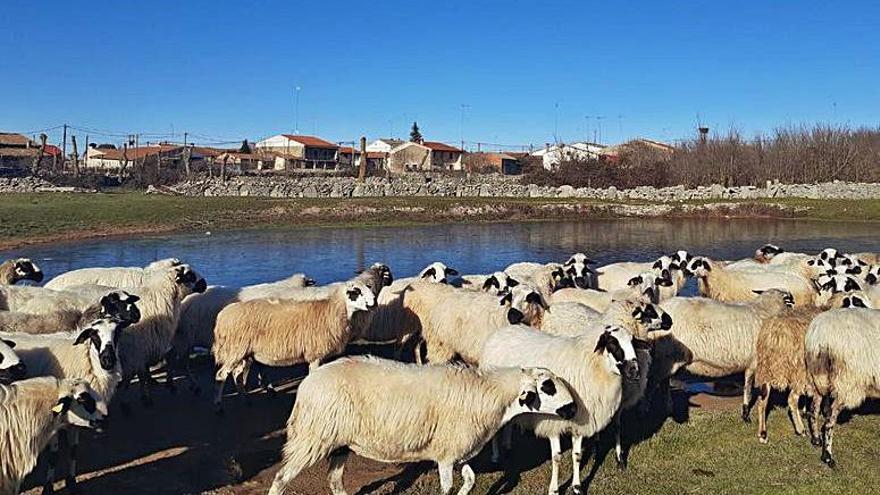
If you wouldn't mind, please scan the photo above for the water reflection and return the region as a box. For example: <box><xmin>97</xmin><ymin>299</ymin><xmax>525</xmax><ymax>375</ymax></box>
<box><xmin>1</xmin><ymin>218</ymin><xmax>875</xmax><ymax>288</ymax></box>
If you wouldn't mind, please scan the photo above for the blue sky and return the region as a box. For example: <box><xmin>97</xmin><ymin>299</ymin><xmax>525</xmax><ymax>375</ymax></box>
<box><xmin>1</xmin><ymin>1</ymin><xmax>878</xmax><ymax>150</ymax></box>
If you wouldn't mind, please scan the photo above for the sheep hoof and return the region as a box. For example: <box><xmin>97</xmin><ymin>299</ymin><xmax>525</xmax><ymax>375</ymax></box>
<box><xmin>811</xmin><ymin>436</ymin><xmax>822</xmax><ymax>447</ymax></box>
<box><xmin>821</xmin><ymin>451</ymin><xmax>836</xmax><ymax>468</ymax></box>
<box><xmin>41</xmin><ymin>484</ymin><xmax>55</xmax><ymax>495</ymax></box>
<box><xmin>65</xmin><ymin>477</ymin><xmax>80</xmax><ymax>494</ymax></box>
<box><xmin>759</xmin><ymin>433</ymin><xmax>768</xmax><ymax>444</ymax></box>
<box><xmin>741</xmin><ymin>406</ymin><xmax>751</xmax><ymax>423</ymax></box>
<box><xmin>572</xmin><ymin>486</ymin><xmax>584</xmax><ymax>495</ymax></box>
<box><xmin>616</xmin><ymin>458</ymin><xmax>628</xmax><ymax>471</ymax></box>
<box><xmin>266</xmin><ymin>386</ymin><xmax>278</xmax><ymax>398</ymax></box>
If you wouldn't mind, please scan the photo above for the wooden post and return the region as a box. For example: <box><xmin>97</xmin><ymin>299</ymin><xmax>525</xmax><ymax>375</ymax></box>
<box><xmin>358</xmin><ymin>136</ymin><xmax>367</xmax><ymax>181</ymax></box>
<box><xmin>79</xmin><ymin>135</ymin><xmax>88</xmax><ymax>178</ymax></box>
<box><xmin>183</xmin><ymin>145</ymin><xmax>192</xmax><ymax>179</ymax></box>
<box><xmin>32</xmin><ymin>133</ymin><xmax>47</xmax><ymax>175</ymax></box>
<box><xmin>119</xmin><ymin>143</ymin><xmax>129</xmax><ymax>182</ymax></box>
<box><xmin>71</xmin><ymin>135</ymin><xmax>79</xmax><ymax>178</ymax></box>
<box><xmin>220</xmin><ymin>157</ymin><xmax>227</xmax><ymax>182</ymax></box>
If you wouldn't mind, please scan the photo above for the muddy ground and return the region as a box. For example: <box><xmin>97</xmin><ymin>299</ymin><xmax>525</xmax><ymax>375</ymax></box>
<box><xmin>19</xmin><ymin>346</ymin><xmax>749</xmax><ymax>495</ymax></box>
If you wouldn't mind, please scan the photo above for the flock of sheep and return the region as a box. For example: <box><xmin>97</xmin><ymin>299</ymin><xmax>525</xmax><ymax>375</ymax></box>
<box><xmin>0</xmin><ymin>243</ymin><xmax>877</xmax><ymax>495</ymax></box>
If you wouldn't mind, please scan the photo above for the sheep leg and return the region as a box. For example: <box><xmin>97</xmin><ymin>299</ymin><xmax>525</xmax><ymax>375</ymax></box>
<box><xmin>742</xmin><ymin>368</ymin><xmax>755</xmax><ymax>423</ymax></box>
<box><xmin>138</xmin><ymin>370</ymin><xmax>154</xmax><ymax>407</ymax></box>
<box><xmin>257</xmin><ymin>364</ymin><xmax>277</xmax><ymax>397</ymax></box>
<box><xmin>807</xmin><ymin>394</ymin><xmax>822</xmax><ymax>446</ymax></box>
<box><xmin>327</xmin><ymin>449</ymin><xmax>349</xmax><ymax>495</ymax></box>
<box><xmin>571</xmin><ymin>434</ymin><xmax>584</xmax><ymax>494</ymax></box>
<box><xmin>117</xmin><ymin>375</ymin><xmax>133</xmax><ymax>416</ymax></box>
<box><xmin>437</xmin><ymin>462</ymin><xmax>454</xmax><ymax>495</ymax></box>
<box><xmin>184</xmin><ymin>357</ymin><xmax>201</xmax><ymax>396</ymax></box>
<box><xmin>42</xmin><ymin>433</ymin><xmax>60</xmax><ymax>495</ymax></box>
<box><xmin>613</xmin><ymin>411</ymin><xmax>627</xmax><ymax>470</ymax></box>
<box><xmin>163</xmin><ymin>351</ymin><xmax>177</xmax><ymax>394</ymax></box>
<box><xmin>756</xmin><ymin>384</ymin><xmax>770</xmax><ymax>444</ymax></box>
<box><xmin>214</xmin><ymin>363</ymin><xmax>233</xmax><ymax>413</ymax></box>
<box><xmin>548</xmin><ymin>435</ymin><xmax>562</xmax><ymax>495</ymax></box>
<box><xmin>788</xmin><ymin>391</ymin><xmax>806</xmax><ymax>437</ymax></box>
<box><xmin>65</xmin><ymin>429</ymin><xmax>80</xmax><ymax>494</ymax></box>
<box><xmin>820</xmin><ymin>397</ymin><xmax>842</xmax><ymax>468</ymax></box>
<box><xmin>234</xmin><ymin>360</ymin><xmax>253</xmax><ymax>406</ymax></box>
<box><xmin>309</xmin><ymin>360</ymin><xmax>321</xmax><ymax>372</ymax></box>
<box><xmin>456</xmin><ymin>464</ymin><xmax>475</xmax><ymax>495</ymax></box>
<box><xmin>490</xmin><ymin>430</ymin><xmax>502</xmax><ymax>464</ymax></box>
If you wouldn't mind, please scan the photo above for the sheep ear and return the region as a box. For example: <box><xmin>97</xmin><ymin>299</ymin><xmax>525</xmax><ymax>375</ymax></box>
<box><xmin>73</xmin><ymin>328</ymin><xmax>95</xmax><ymax>346</ymax></box>
<box><xmin>518</xmin><ymin>390</ymin><xmax>539</xmax><ymax>410</ymax></box>
<box><xmin>52</xmin><ymin>397</ymin><xmax>72</xmax><ymax>416</ymax></box>
<box><xmin>507</xmin><ymin>277</ymin><xmax>520</xmax><ymax>287</ymax></box>
<box><xmin>421</xmin><ymin>267</ymin><xmax>436</xmax><ymax>279</ymax></box>
<box><xmin>594</xmin><ymin>331</ymin><xmax>611</xmax><ymax>353</ymax></box>
<box><xmin>652</xmin><ymin>260</ymin><xmax>662</xmax><ymax>269</ymax></box>
<box><xmin>482</xmin><ymin>278</ymin><xmax>497</xmax><ymax>291</ymax></box>
<box><xmin>627</xmin><ymin>276</ymin><xmax>642</xmax><ymax>287</ymax></box>
<box><xmin>499</xmin><ymin>293</ymin><xmax>512</xmax><ymax>306</ymax></box>
<box><xmin>853</xmin><ymin>297</ymin><xmax>867</xmax><ymax>308</ymax></box>
<box><xmin>752</xmin><ymin>290</ymin><xmax>765</xmax><ymax>295</ymax></box>
<box><xmin>1</xmin><ymin>339</ymin><xmax>15</xmax><ymax>349</ymax></box>
<box><xmin>445</xmin><ymin>268</ymin><xmax>459</xmax><ymax>276</ymax></box>
<box><xmin>127</xmin><ymin>294</ymin><xmax>140</xmax><ymax>303</ymax></box>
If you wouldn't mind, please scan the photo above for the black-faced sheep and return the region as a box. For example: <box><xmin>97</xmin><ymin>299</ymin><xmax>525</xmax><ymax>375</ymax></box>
<box><xmin>0</xmin><ymin>258</ymin><xmax>43</xmax><ymax>285</ymax></box>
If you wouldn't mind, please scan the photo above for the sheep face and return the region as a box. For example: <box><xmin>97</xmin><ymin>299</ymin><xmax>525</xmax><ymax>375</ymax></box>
<box><xmin>866</xmin><ymin>266</ymin><xmax>879</xmax><ymax>286</ymax></box>
<box><xmin>752</xmin><ymin>289</ymin><xmax>795</xmax><ymax>308</ymax></box>
<box><xmin>55</xmin><ymin>380</ymin><xmax>109</xmax><ymax>432</ymax></box>
<box><xmin>360</xmin><ymin>262</ymin><xmax>393</xmax><ymax>296</ymax></box>
<box><xmin>99</xmin><ymin>291</ymin><xmax>141</xmax><ymax>327</ymax></box>
<box><xmin>594</xmin><ymin>325</ymin><xmax>640</xmax><ymax>381</ymax></box>
<box><xmin>0</xmin><ymin>339</ymin><xmax>26</xmax><ymax>384</ymax></box>
<box><xmin>626</xmin><ymin>272</ymin><xmax>667</xmax><ymax>304</ymax></box>
<box><xmin>754</xmin><ymin>244</ymin><xmax>784</xmax><ymax>262</ymax></box>
<box><xmin>631</xmin><ymin>302</ymin><xmax>673</xmax><ymax>332</ymax></box>
<box><xmin>510</xmin><ymin>368</ymin><xmax>578</xmax><ymax>420</ymax></box>
<box><xmin>818</xmin><ymin>248</ymin><xmax>843</xmax><ymax>266</ymax></box>
<box><xmin>500</xmin><ymin>284</ymin><xmax>548</xmax><ymax>325</ymax></box>
<box><xmin>841</xmin><ymin>294</ymin><xmax>872</xmax><ymax>309</ymax></box>
<box><xmin>12</xmin><ymin>258</ymin><xmax>43</xmax><ymax>284</ymax></box>
<box><xmin>482</xmin><ymin>271</ymin><xmax>520</xmax><ymax>295</ymax></box>
<box><xmin>815</xmin><ymin>274</ymin><xmax>862</xmax><ymax>307</ymax></box>
<box><xmin>563</xmin><ymin>253</ymin><xmax>597</xmax><ymax>289</ymax></box>
<box><xmin>671</xmin><ymin>250</ymin><xmax>693</xmax><ymax>269</ymax></box>
<box><xmin>683</xmin><ymin>257</ymin><xmax>711</xmax><ymax>278</ymax></box>
<box><xmin>419</xmin><ymin>262</ymin><xmax>458</xmax><ymax>284</ymax></box>
<box><xmin>345</xmin><ymin>281</ymin><xmax>376</xmax><ymax>313</ymax></box>
<box><xmin>74</xmin><ymin>317</ymin><xmax>124</xmax><ymax>372</ymax></box>
<box><xmin>174</xmin><ymin>265</ymin><xmax>207</xmax><ymax>295</ymax></box>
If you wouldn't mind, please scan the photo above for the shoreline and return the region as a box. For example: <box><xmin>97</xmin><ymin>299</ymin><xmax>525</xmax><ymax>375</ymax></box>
<box><xmin>1</xmin><ymin>193</ymin><xmax>878</xmax><ymax>251</ymax></box>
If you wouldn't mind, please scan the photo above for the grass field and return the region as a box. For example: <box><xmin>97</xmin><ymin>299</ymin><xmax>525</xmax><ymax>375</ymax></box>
<box><xmin>2</xmin><ymin>192</ymin><xmax>879</xmax><ymax>251</ymax></box>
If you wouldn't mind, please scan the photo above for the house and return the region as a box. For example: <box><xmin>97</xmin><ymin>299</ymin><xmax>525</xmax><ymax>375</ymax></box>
<box><xmin>0</xmin><ymin>132</ymin><xmax>41</xmax><ymax>172</ymax></box>
<box><xmin>385</xmin><ymin>141</ymin><xmax>431</xmax><ymax>174</ymax></box>
<box><xmin>423</xmin><ymin>141</ymin><xmax>464</xmax><ymax>171</ymax></box>
<box><xmin>366</xmin><ymin>138</ymin><xmax>406</xmax><ymax>153</ymax></box>
<box><xmin>531</xmin><ymin>142</ymin><xmax>607</xmax><ymax>170</ymax></box>
<box><xmin>600</xmin><ymin>139</ymin><xmax>676</xmax><ymax>163</ymax></box>
<box><xmin>254</xmin><ymin>134</ymin><xmax>339</xmax><ymax>170</ymax></box>
<box><xmin>215</xmin><ymin>151</ymin><xmax>272</xmax><ymax>174</ymax></box>
<box><xmin>83</xmin><ymin>144</ymin><xmax>195</xmax><ymax>171</ymax></box>
<box><xmin>465</xmin><ymin>152</ymin><xmax>521</xmax><ymax>175</ymax></box>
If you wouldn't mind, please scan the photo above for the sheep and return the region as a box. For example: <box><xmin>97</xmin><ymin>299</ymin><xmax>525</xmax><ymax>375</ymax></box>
<box><xmin>1</xmin><ymin>317</ymin><xmax>125</xmax><ymax>493</ymax></box>
<box><xmin>275</xmin><ymin>262</ymin><xmax>393</xmax><ymax>303</ymax></box>
<box><xmin>0</xmin><ymin>377</ymin><xmax>107</xmax><ymax>495</ymax></box>
<box><xmin>266</xmin><ymin>356</ymin><xmax>576</xmax><ymax>495</ymax></box>
<box><xmin>805</xmin><ymin>306</ymin><xmax>880</xmax><ymax>467</ymax></box>
<box><xmin>0</xmin><ymin>338</ymin><xmax>26</xmax><ymax>384</ymax></box>
<box><xmin>43</xmin><ymin>257</ymin><xmax>182</xmax><ymax>289</ymax></box>
<box><xmin>594</xmin><ymin>255</ymin><xmax>686</xmax><ymax>300</ymax></box>
<box><xmin>411</xmin><ymin>282</ymin><xmax>545</xmax><ymax>365</ymax></box>
<box><xmin>0</xmin><ymin>290</ymin><xmax>140</xmax><ymax>335</ymax></box>
<box><xmin>685</xmin><ymin>256</ymin><xmax>816</xmax><ymax>306</ymax></box>
<box><xmin>562</xmin><ymin>253</ymin><xmax>599</xmax><ymax>289</ymax></box>
<box><xmin>813</xmin><ymin>274</ymin><xmax>864</xmax><ymax>307</ymax></box>
<box><xmin>550</xmin><ymin>271</ymin><xmax>670</xmax><ymax>312</ymax></box>
<box><xmin>504</xmin><ymin>261</ymin><xmax>568</xmax><ymax>299</ymax></box>
<box><xmin>169</xmin><ymin>272</ymin><xmax>316</xmax><ymax>393</ymax></box>
<box><xmin>0</xmin><ymin>258</ymin><xmax>44</xmax><ymax>285</ymax></box>
<box><xmin>65</xmin><ymin>265</ymin><xmax>206</xmax><ymax>407</ymax></box>
<box><xmin>0</xmin><ymin>285</ymin><xmax>111</xmax><ymax>315</ymax></box>
<box><xmin>459</xmin><ymin>271</ymin><xmax>520</xmax><ymax>295</ymax></box>
<box><xmin>752</xmin><ymin>306</ymin><xmax>824</xmax><ymax>445</ymax></box>
<box><xmin>480</xmin><ymin>324</ymin><xmax>641</xmax><ymax>495</ymax></box>
<box><xmin>653</xmin><ymin>289</ymin><xmax>794</xmax><ymax>422</ymax></box>
<box><xmin>211</xmin><ymin>280</ymin><xmax>376</xmax><ymax>412</ymax></box>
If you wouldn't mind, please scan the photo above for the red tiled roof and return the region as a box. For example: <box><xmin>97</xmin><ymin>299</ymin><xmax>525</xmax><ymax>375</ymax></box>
<box><xmin>281</xmin><ymin>135</ymin><xmax>339</xmax><ymax>149</ymax></box>
<box><xmin>89</xmin><ymin>145</ymin><xmax>182</xmax><ymax>161</ymax></box>
<box><xmin>42</xmin><ymin>144</ymin><xmax>62</xmax><ymax>156</ymax></box>
<box><xmin>0</xmin><ymin>133</ymin><xmax>33</xmax><ymax>147</ymax></box>
<box><xmin>422</xmin><ymin>141</ymin><xmax>461</xmax><ymax>152</ymax></box>
<box><xmin>338</xmin><ymin>146</ymin><xmax>356</xmax><ymax>154</ymax></box>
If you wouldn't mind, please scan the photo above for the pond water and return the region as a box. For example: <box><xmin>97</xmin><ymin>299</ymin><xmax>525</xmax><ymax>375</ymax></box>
<box><xmin>2</xmin><ymin>218</ymin><xmax>876</xmax><ymax>288</ymax></box>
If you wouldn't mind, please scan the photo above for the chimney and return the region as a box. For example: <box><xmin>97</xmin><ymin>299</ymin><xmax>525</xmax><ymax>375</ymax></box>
<box><xmin>698</xmin><ymin>127</ymin><xmax>709</xmax><ymax>145</ymax></box>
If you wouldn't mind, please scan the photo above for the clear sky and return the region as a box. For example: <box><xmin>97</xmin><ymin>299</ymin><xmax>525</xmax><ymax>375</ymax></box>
<box><xmin>1</xmin><ymin>1</ymin><xmax>878</xmax><ymax>150</ymax></box>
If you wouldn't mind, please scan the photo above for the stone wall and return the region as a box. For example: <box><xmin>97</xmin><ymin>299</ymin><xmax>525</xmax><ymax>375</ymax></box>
<box><xmin>159</xmin><ymin>175</ymin><xmax>880</xmax><ymax>201</ymax></box>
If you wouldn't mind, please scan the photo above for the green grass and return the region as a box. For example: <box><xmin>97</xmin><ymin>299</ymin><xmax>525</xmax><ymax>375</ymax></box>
<box><xmin>393</xmin><ymin>407</ymin><xmax>880</xmax><ymax>495</ymax></box>
<box><xmin>1</xmin><ymin>193</ymin><xmax>879</xmax><ymax>250</ymax></box>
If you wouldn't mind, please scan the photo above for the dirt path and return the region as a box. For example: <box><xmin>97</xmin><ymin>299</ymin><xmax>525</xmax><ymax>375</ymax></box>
<box><xmin>21</xmin><ymin>357</ymin><xmax>742</xmax><ymax>495</ymax></box>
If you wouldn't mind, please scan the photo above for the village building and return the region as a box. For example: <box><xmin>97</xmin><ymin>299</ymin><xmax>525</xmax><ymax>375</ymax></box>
<box><xmin>531</xmin><ymin>142</ymin><xmax>607</xmax><ymax>170</ymax></box>
<box><xmin>254</xmin><ymin>134</ymin><xmax>339</xmax><ymax>170</ymax></box>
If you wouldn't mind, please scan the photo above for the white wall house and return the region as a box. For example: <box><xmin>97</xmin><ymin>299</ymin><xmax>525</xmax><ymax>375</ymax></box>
<box><xmin>365</xmin><ymin>138</ymin><xmax>406</xmax><ymax>153</ymax></box>
<box><xmin>255</xmin><ymin>134</ymin><xmax>339</xmax><ymax>170</ymax></box>
<box><xmin>531</xmin><ymin>142</ymin><xmax>606</xmax><ymax>170</ymax></box>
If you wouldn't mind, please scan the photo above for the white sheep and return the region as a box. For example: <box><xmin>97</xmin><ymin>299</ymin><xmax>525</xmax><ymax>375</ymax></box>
<box><xmin>595</xmin><ymin>255</ymin><xmax>687</xmax><ymax>301</ymax></box>
<box><xmin>503</xmin><ymin>261</ymin><xmax>568</xmax><ymax>298</ymax></box>
<box><xmin>805</xmin><ymin>306</ymin><xmax>880</xmax><ymax>468</ymax></box>
<box><xmin>43</xmin><ymin>257</ymin><xmax>182</xmax><ymax>289</ymax></box>
<box><xmin>1</xmin><ymin>317</ymin><xmax>125</xmax><ymax>493</ymax></box>
<box><xmin>0</xmin><ymin>338</ymin><xmax>26</xmax><ymax>384</ymax></box>
<box><xmin>685</xmin><ymin>256</ymin><xmax>816</xmax><ymax>306</ymax></box>
<box><xmin>480</xmin><ymin>324</ymin><xmax>641</xmax><ymax>495</ymax></box>
<box><xmin>412</xmin><ymin>282</ymin><xmax>544</xmax><ymax>365</ymax></box>
<box><xmin>459</xmin><ymin>271</ymin><xmax>520</xmax><ymax>295</ymax></box>
<box><xmin>0</xmin><ymin>377</ymin><xmax>107</xmax><ymax>495</ymax></box>
<box><xmin>550</xmin><ymin>271</ymin><xmax>670</xmax><ymax>312</ymax></box>
<box><xmin>266</xmin><ymin>356</ymin><xmax>576</xmax><ymax>495</ymax></box>
<box><xmin>64</xmin><ymin>265</ymin><xmax>206</xmax><ymax>408</ymax></box>
<box><xmin>0</xmin><ymin>258</ymin><xmax>44</xmax><ymax>285</ymax></box>
<box><xmin>0</xmin><ymin>291</ymin><xmax>140</xmax><ymax>335</ymax></box>
<box><xmin>562</xmin><ymin>253</ymin><xmax>599</xmax><ymax>289</ymax></box>
<box><xmin>653</xmin><ymin>289</ymin><xmax>794</xmax><ymax>422</ymax></box>
<box><xmin>211</xmin><ymin>280</ymin><xmax>376</xmax><ymax>412</ymax></box>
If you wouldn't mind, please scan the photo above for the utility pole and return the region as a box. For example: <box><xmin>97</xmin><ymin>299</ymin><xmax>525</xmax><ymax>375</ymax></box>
<box><xmin>61</xmin><ymin>124</ymin><xmax>68</xmax><ymax>171</ymax></box>
<box><xmin>294</xmin><ymin>86</ymin><xmax>301</xmax><ymax>135</ymax></box>
<box><xmin>460</xmin><ymin>104</ymin><xmax>470</xmax><ymax>154</ymax></box>
<box><xmin>71</xmin><ymin>135</ymin><xmax>79</xmax><ymax>177</ymax></box>
<box><xmin>183</xmin><ymin>132</ymin><xmax>188</xmax><ymax>147</ymax></box>
<box><xmin>358</xmin><ymin>136</ymin><xmax>367</xmax><ymax>181</ymax></box>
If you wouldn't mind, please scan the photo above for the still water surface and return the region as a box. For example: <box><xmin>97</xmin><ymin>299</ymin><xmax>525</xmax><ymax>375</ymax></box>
<box><xmin>2</xmin><ymin>218</ymin><xmax>876</xmax><ymax>288</ymax></box>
